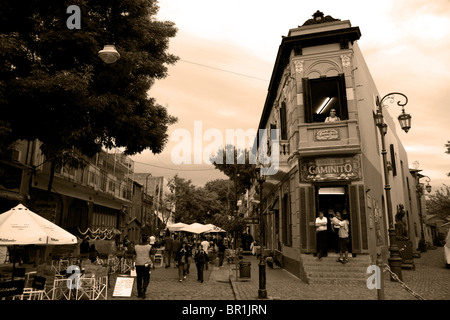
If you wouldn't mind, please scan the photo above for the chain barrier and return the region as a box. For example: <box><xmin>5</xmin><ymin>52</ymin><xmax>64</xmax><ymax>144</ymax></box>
<box><xmin>382</xmin><ymin>264</ymin><xmax>425</xmax><ymax>300</ymax></box>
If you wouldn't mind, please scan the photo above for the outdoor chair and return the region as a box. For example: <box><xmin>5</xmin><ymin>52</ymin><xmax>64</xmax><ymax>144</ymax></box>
<box><xmin>93</xmin><ymin>275</ymin><xmax>108</xmax><ymax>300</ymax></box>
<box><xmin>24</xmin><ymin>271</ymin><xmax>37</xmax><ymax>287</ymax></box>
<box><xmin>50</xmin><ymin>278</ymin><xmax>73</xmax><ymax>300</ymax></box>
<box><xmin>75</xmin><ymin>276</ymin><xmax>96</xmax><ymax>300</ymax></box>
<box><xmin>12</xmin><ymin>287</ymin><xmax>44</xmax><ymax>300</ymax></box>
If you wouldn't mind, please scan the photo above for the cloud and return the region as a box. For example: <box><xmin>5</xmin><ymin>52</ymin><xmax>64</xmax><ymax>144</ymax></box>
<box><xmin>131</xmin><ymin>0</ymin><xmax>450</xmax><ymax>190</ymax></box>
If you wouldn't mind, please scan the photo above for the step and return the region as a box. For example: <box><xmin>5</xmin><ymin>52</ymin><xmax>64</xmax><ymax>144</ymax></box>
<box><xmin>303</xmin><ymin>265</ymin><xmax>369</xmax><ymax>273</ymax></box>
<box><xmin>308</xmin><ymin>277</ymin><xmax>367</xmax><ymax>285</ymax></box>
<box><xmin>301</xmin><ymin>253</ymin><xmax>372</xmax><ymax>285</ymax></box>
<box><xmin>307</xmin><ymin>271</ymin><xmax>368</xmax><ymax>279</ymax></box>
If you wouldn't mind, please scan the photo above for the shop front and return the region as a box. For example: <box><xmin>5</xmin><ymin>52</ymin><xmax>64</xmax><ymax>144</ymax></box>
<box><xmin>298</xmin><ymin>154</ymin><xmax>369</xmax><ymax>256</ymax></box>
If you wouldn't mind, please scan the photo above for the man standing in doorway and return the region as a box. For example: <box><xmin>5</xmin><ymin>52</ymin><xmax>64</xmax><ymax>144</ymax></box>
<box><xmin>315</xmin><ymin>211</ymin><xmax>328</xmax><ymax>259</ymax></box>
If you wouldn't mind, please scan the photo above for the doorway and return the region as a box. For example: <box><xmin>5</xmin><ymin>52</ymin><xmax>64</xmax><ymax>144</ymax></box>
<box><xmin>316</xmin><ymin>186</ymin><xmax>351</xmax><ymax>254</ymax></box>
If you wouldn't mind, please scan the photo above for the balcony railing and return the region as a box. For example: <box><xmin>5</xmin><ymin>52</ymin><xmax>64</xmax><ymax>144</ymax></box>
<box><xmin>298</xmin><ymin>119</ymin><xmax>360</xmax><ymax>156</ymax></box>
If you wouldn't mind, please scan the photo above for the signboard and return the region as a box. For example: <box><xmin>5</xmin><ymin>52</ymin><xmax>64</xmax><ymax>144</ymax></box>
<box><xmin>300</xmin><ymin>155</ymin><xmax>362</xmax><ymax>182</ymax></box>
<box><xmin>314</xmin><ymin>128</ymin><xmax>340</xmax><ymax>141</ymax></box>
<box><xmin>0</xmin><ymin>280</ymin><xmax>24</xmax><ymax>298</ymax></box>
<box><xmin>112</xmin><ymin>276</ymin><xmax>134</xmax><ymax>297</ymax></box>
<box><xmin>244</xmin><ymin>217</ymin><xmax>260</xmax><ymax>225</ymax></box>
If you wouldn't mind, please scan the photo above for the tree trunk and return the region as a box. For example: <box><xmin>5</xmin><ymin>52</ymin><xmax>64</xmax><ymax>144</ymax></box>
<box><xmin>47</xmin><ymin>160</ymin><xmax>56</xmax><ymax>201</ymax></box>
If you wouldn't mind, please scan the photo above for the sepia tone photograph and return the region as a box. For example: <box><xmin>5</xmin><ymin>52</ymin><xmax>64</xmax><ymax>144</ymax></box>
<box><xmin>0</xmin><ymin>0</ymin><xmax>449</xmax><ymax>314</ymax></box>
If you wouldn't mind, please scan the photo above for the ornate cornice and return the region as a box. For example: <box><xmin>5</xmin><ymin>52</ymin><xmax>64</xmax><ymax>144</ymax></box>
<box><xmin>302</xmin><ymin>10</ymin><xmax>340</xmax><ymax>26</ymax></box>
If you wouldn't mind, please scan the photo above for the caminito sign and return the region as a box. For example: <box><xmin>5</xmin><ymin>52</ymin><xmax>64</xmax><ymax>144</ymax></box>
<box><xmin>300</xmin><ymin>155</ymin><xmax>362</xmax><ymax>182</ymax></box>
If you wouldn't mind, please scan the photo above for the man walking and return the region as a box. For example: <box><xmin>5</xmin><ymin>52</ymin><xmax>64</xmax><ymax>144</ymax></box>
<box><xmin>163</xmin><ymin>231</ymin><xmax>173</xmax><ymax>268</ymax></box>
<box><xmin>200</xmin><ymin>236</ymin><xmax>210</xmax><ymax>270</ymax></box>
<box><xmin>132</xmin><ymin>236</ymin><xmax>152</xmax><ymax>299</ymax></box>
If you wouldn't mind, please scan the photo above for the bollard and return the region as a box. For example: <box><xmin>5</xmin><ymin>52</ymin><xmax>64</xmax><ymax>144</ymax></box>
<box><xmin>376</xmin><ymin>254</ymin><xmax>385</xmax><ymax>300</ymax></box>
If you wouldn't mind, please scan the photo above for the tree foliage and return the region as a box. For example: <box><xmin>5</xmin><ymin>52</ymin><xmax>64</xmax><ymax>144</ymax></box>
<box><xmin>165</xmin><ymin>175</ymin><xmax>246</xmax><ymax>234</ymax></box>
<box><xmin>166</xmin><ymin>175</ymin><xmax>218</xmax><ymax>224</ymax></box>
<box><xmin>210</xmin><ymin>144</ymin><xmax>257</xmax><ymax>196</ymax></box>
<box><xmin>0</xmin><ymin>0</ymin><xmax>178</xmax><ymax>162</ymax></box>
<box><xmin>426</xmin><ymin>185</ymin><xmax>450</xmax><ymax>222</ymax></box>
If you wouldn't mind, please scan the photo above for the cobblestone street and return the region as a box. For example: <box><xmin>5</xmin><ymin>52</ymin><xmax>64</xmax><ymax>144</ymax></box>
<box><xmin>108</xmin><ymin>263</ymin><xmax>235</xmax><ymax>300</ymax></box>
<box><xmin>107</xmin><ymin>246</ymin><xmax>449</xmax><ymax>301</ymax></box>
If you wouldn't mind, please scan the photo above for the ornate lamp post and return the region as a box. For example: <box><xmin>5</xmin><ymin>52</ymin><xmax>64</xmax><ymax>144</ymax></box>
<box><xmin>374</xmin><ymin>92</ymin><xmax>412</xmax><ymax>281</ymax></box>
<box><xmin>255</xmin><ymin>165</ymin><xmax>267</xmax><ymax>299</ymax></box>
<box><xmin>417</xmin><ymin>175</ymin><xmax>431</xmax><ymax>252</ymax></box>
<box><xmin>98</xmin><ymin>45</ymin><xmax>120</xmax><ymax>64</ymax></box>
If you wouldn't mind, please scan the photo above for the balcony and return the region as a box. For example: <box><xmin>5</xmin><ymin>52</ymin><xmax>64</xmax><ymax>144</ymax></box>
<box><xmin>34</xmin><ymin>161</ymin><xmax>133</xmax><ymax>203</ymax></box>
<box><xmin>298</xmin><ymin>119</ymin><xmax>360</xmax><ymax>157</ymax></box>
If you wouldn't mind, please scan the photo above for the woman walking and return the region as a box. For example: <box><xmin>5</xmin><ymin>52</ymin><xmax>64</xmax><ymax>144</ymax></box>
<box><xmin>175</xmin><ymin>241</ymin><xmax>189</xmax><ymax>282</ymax></box>
<box><xmin>194</xmin><ymin>243</ymin><xmax>208</xmax><ymax>283</ymax></box>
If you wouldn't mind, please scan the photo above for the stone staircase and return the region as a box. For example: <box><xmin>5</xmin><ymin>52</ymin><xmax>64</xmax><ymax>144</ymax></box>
<box><xmin>301</xmin><ymin>253</ymin><xmax>373</xmax><ymax>285</ymax></box>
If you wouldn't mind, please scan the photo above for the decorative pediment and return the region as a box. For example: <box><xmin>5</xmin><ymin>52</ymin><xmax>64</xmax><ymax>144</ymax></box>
<box><xmin>302</xmin><ymin>10</ymin><xmax>340</xmax><ymax>26</ymax></box>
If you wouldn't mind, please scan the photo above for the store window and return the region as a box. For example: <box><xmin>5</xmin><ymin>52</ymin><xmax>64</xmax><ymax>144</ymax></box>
<box><xmin>302</xmin><ymin>74</ymin><xmax>348</xmax><ymax>123</ymax></box>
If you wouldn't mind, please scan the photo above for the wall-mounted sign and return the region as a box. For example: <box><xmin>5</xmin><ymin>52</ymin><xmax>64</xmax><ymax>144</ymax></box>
<box><xmin>300</xmin><ymin>155</ymin><xmax>362</xmax><ymax>182</ymax></box>
<box><xmin>244</xmin><ymin>217</ymin><xmax>260</xmax><ymax>225</ymax></box>
<box><xmin>314</xmin><ymin>128</ymin><xmax>340</xmax><ymax>141</ymax></box>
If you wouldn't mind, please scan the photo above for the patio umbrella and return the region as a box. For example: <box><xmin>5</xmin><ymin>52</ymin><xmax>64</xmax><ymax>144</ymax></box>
<box><xmin>0</xmin><ymin>204</ymin><xmax>77</xmax><ymax>281</ymax></box>
<box><xmin>0</xmin><ymin>204</ymin><xmax>77</xmax><ymax>246</ymax></box>
<box><xmin>166</xmin><ymin>222</ymin><xmax>188</xmax><ymax>232</ymax></box>
<box><xmin>203</xmin><ymin>224</ymin><xmax>226</xmax><ymax>233</ymax></box>
<box><xmin>178</xmin><ymin>223</ymin><xmax>212</xmax><ymax>234</ymax></box>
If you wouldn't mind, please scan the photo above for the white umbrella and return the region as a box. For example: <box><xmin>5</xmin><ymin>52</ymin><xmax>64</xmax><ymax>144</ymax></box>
<box><xmin>203</xmin><ymin>224</ymin><xmax>226</xmax><ymax>233</ymax></box>
<box><xmin>166</xmin><ymin>222</ymin><xmax>188</xmax><ymax>232</ymax></box>
<box><xmin>178</xmin><ymin>223</ymin><xmax>212</xmax><ymax>234</ymax></box>
<box><xmin>0</xmin><ymin>204</ymin><xmax>77</xmax><ymax>245</ymax></box>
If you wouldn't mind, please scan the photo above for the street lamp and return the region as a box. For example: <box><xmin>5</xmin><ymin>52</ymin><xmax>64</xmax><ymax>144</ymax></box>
<box><xmin>98</xmin><ymin>45</ymin><xmax>120</xmax><ymax>64</ymax></box>
<box><xmin>255</xmin><ymin>164</ymin><xmax>267</xmax><ymax>299</ymax></box>
<box><xmin>374</xmin><ymin>92</ymin><xmax>412</xmax><ymax>281</ymax></box>
<box><xmin>417</xmin><ymin>175</ymin><xmax>431</xmax><ymax>252</ymax></box>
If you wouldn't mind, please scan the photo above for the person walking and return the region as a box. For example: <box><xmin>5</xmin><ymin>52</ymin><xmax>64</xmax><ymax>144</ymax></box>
<box><xmin>331</xmin><ymin>213</ymin><xmax>350</xmax><ymax>263</ymax></box>
<box><xmin>172</xmin><ymin>234</ymin><xmax>181</xmax><ymax>267</ymax></box>
<box><xmin>163</xmin><ymin>231</ymin><xmax>173</xmax><ymax>268</ymax></box>
<box><xmin>194</xmin><ymin>243</ymin><xmax>208</xmax><ymax>283</ymax></box>
<box><xmin>200</xmin><ymin>236</ymin><xmax>210</xmax><ymax>270</ymax></box>
<box><xmin>132</xmin><ymin>237</ymin><xmax>153</xmax><ymax>298</ymax></box>
<box><xmin>185</xmin><ymin>237</ymin><xmax>193</xmax><ymax>275</ymax></box>
<box><xmin>331</xmin><ymin>211</ymin><xmax>342</xmax><ymax>253</ymax></box>
<box><xmin>315</xmin><ymin>211</ymin><xmax>328</xmax><ymax>259</ymax></box>
<box><xmin>175</xmin><ymin>241</ymin><xmax>189</xmax><ymax>281</ymax></box>
<box><xmin>217</xmin><ymin>236</ymin><xmax>226</xmax><ymax>267</ymax></box>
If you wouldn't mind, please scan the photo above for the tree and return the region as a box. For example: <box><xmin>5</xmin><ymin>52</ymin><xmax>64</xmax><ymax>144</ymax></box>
<box><xmin>426</xmin><ymin>185</ymin><xmax>450</xmax><ymax>222</ymax></box>
<box><xmin>210</xmin><ymin>144</ymin><xmax>257</xmax><ymax>201</ymax></box>
<box><xmin>166</xmin><ymin>174</ymin><xmax>219</xmax><ymax>224</ymax></box>
<box><xmin>0</xmin><ymin>1</ymin><xmax>178</xmax><ymax>196</ymax></box>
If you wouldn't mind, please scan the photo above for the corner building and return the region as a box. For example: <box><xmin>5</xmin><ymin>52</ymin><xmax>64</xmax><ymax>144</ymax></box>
<box><xmin>255</xmin><ymin>11</ymin><xmax>421</xmax><ymax>279</ymax></box>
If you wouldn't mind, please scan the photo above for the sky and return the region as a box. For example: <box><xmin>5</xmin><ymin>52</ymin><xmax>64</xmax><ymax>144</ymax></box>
<box><xmin>131</xmin><ymin>0</ymin><xmax>450</xmax><ymax>192</ymax></box>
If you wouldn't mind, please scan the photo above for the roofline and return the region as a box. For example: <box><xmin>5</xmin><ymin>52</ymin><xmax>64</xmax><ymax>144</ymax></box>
<box><xmin>258</xmin><ymin>26</ymin><xmax>361</xmax><ymax>130</ymax></box>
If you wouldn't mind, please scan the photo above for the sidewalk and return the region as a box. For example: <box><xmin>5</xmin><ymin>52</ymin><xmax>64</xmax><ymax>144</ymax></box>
<box><xmin>217</xmin><ymin>248</ymin><xmax>449</xmax><ymax>300</ymax></box>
